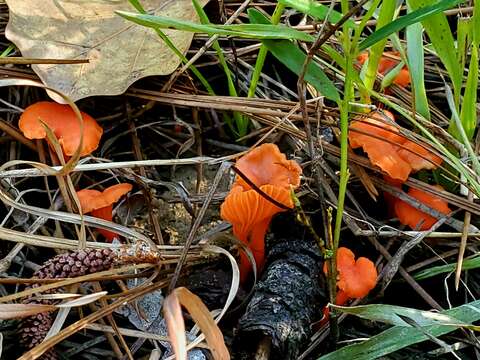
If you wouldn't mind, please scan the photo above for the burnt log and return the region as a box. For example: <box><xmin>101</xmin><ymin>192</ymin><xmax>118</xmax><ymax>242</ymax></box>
<box><xmin>235</xmin><ymin>219</ymin><xmax>326</xmax><ymax>360</ymax></box>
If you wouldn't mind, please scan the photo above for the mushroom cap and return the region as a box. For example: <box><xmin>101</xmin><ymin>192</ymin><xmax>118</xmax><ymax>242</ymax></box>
<box><xmin>323</xmin><ymin>247</ymin><xmax>377</xmax><ymax>299</ymax></box>
<box><xmin>220</xmin><ymin>184</ymin><xmax>293</xmax><ymax>243</ymax></box>
<box><xmin>394</xmin><ymin>186</ymin><xmax>451</xmax><ymax>230</ymax></box>
<box><xmin>350</xmin><ymin>110</ymin><xmax>404</xmax><ymax>147</ymax></box>
<box><xmin>350</xmin><ymin>111</ymin><xmax>412</xmax><ymax>181</ymax></box>
<box><xmin>350</xmin><ymin>111</ymin><xmax>442</xmax><ymax>180</ymax></box>
<box><xmin>19</xmin><ymin>101</ymin><xmax>103</xmax><ymax>156</ymax></box>
<box><xmin>77</xmin><ymin>183</ymin><xmax>133</xmax><ymax>214</ymax></box>
<box><xmin>397</xmin><ymin>141</ymin><xmax>442</xmax><ymax>171</ymax></box>
<box><xmin>393</xmin><ymin>68</ymin><xmax>411</xmax><ymax>88</ymax></box>
<box><xmin>357</xmin><ymin>51</ymin><xmax>410</xmax><ymax>88</ymax></box>
<box><xmin>234</xmin><ymin>143</ymin><xmax>302</xmax><ymax>191</ymax></box>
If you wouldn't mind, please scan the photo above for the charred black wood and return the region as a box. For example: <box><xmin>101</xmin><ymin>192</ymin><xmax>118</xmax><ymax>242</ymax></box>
<box><xmin>235</xmin><ymin>218</ymin><xmax>326</xmax><ymax>360</ymax></box>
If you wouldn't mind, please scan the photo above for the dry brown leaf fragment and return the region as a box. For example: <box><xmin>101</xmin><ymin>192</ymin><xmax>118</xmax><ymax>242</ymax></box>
<box><xmin>164</xmin><ymin>287</ymin><xmax>230</xmax><ymax>360</ymax></box>
<box><xmin>0</xmin><ymin>303</ymin><xmax>57</xmax><ymax>320</ymax></box>
<box><xmin>5</xmin><ymin>0</ymin><xmax>208</xmax><ymax>102</ymax></box>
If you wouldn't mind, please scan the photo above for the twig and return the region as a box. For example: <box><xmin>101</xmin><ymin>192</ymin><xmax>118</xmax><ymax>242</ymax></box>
<box><xmin>0</xmin><ymin>57</ymin><xmax>89</xmax><ymax>64</ymax></box>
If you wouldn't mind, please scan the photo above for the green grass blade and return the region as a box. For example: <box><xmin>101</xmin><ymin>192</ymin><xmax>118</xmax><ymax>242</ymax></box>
<box><xmin>359</xmin><ymin>0</ymin><xmax>465</xmax><ymax>51</ymax></box>
<box><xmin>278</xmin><ymin>0</ymin><xmax>352</xmax><ymax>26</ymax></box>
<box><xmin>406</xmin><ymin>4</ymin><xmax>430</xmax><ymax>119</ymax></box>
<box><xmin>248</xmin><ymin>9</ymin><xmax>340</xmax><ymax>102</ymax></box>
<box><xmin>456</xmin><ymin>43</ymin><xmax>478</xmax><ymax>140</ymax></box>
<box><xmin>445</xmin><ymin>84</ymin><xmax>480</xmax><ymax>175</ymax></box>
<box><xmin>380</xmin><ymin>61</ymin><xmax>404</xmax><ymax>89</ymax></box>
<box><xmin>117</xmin><ymin>11</ymin><xmax>315</xmax><ymax>42</ymax></box>
<box><xmin>456</xmin><ymin>18</ymin><xmax>469</xmax><ymax>70</ymax></box>
<box><xmin>414</xmin><ymin>255</ymin><xmax>480</xmax><ymax>280</ymax></box>
<box><xmin>247</xmin><ymin>3</ymin><xmax>285</xmax><ymax>98</ymax></box>
<box><xmin>191</xmin><ymin>0</ymin><xmax>247</xmax><ymax>136</ymax></box>
<box><xmin>318</xmin><ymin>300</ymin><xmax>480</xmax><ymax>360</ymax></box>
<box><xmin>451</xmin><ymin>0</ymin><xmax>480</xmax><ymax>140</ymax></box>
<box><xmin>474</xmin><ymin>0</ymin><xmax>480</xmax><ymax>43</ymax></box>
<box><xmin>0</xmin><ymin>44</ymin><xmax>15</xmax><ymax>58</ymax></box>
<box><xmin>332</xmin><ymin>303</ymin><xmax>480</xmax><ymax>330</ymax></box>
<box><xmin>406</xmin><ymin>0</ymin><xmax>462</xmax><ymax>103</ymax></box>
<box><xmin>363</xmin><ymin>0</ymin><xmax>397</xmax><ymax>91</ymax></box>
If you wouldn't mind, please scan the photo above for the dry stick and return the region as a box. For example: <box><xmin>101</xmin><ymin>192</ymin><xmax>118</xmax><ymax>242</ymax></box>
<box><xmin>455</xmin><ymin>134</ymin><xmax>480</xmax><ymax>289</ymax></box>
<box><xmin>379</xmin><ymin>214</ymin><xmax>450</xmax><ymax>292</ymax></box>
<box><xmin>368</xmin><ymin>235</ymin><xmax>443</xmax><ymax>310</ymax></box>
<box><xmin>231</xmin><ymin>165</ymin><xmax>291</xmax><ymax>210</ymax></box>
<box><xmin>0</xmin><ymin>58</ymin><xmax>89</xmax><ymax>64</ymax></box>
<box><xmin>297</xmin><ymin>0</ymin><xmax>338</xmax><ymax>342</ymax></box>
<box><xmin>406</xmin><ymin>249</ymin><xmax>459</xmax><ymax>273</ymax></box>
<box><xmin>455</xmin><ymin>193</ymin><xmax>473</xmax><ymax>290</ymax></box>
<box><xmin>89</xmin><ymin>282</ymin><xmax>125</xmax><ymax>359</ymax></box>
<box><xmin>0</xmin><ymin>156</ymin><xmax>234</xmax><ymax>178</ymax></box>
<box><xmin>0</xmin><ymin>118</ymin><xmax>36</xmax><ymax>150</ymax></box>
<box><xmin>127</xmin><ymin>102</ymin><xmax>164</xmax><ymax>245</ymax></box>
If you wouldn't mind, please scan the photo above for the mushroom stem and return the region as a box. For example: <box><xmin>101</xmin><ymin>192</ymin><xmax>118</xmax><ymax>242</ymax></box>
<box><xmin>91</xmin><ymin>205</ymin><xmax>117</xmax><ymax>242</ymax></box>
<box><xmin>250</xmin><ymin>219</ymin><xmax>269</xmax><ymax>271</ymax></box>
<box><xmin>335</xmin><ymin>290</ymin><xmax>350</xmax><ymax>306</ymax></box>
<box><xmin>238</xmin><ymin>219</ymin><xmax>269</xmax><ymax>282</ymax></box>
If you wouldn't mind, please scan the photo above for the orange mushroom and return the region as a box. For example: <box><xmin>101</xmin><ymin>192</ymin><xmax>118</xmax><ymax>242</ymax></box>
<box><xmin>394</xmin><ymin>186</ymin><xmax>451</xmax><ymax>230</ymax></box>
<box><xmin>350</xmin><ymin>110</ymin><xmax>412</xmax><ymax>181</ymax></box>
<box><xmin>76</xmin><ymin>183</ymin><xmax>133</xmax><ymax>242</ymax></box>
<box><xmin>397</xmin><ymin>141</ymin><xmax>442</xmax><ymax>172</ymax></box>
<box><xmin>220</xmin><ymin>144</ymin><xmax>302</xmax><ymax>282</ymax></box>
<box><xmin>19</xmin><ymin>101</ymin><xmax>103</xmax><ymax>156</ymax></box>
<box><xmin>357</xmin><ymin>51</ymin><xmax>410</xmax><ymax>88</ymax></box>
<box><xmin>350</xmin><ymin>110</ymin><xmax>443</xmax><ymax>181</ymax></box>
<box><xmin>323</xmin><ymin>247</ymin><xmax>378</xmax><ymax>305</ymax></box>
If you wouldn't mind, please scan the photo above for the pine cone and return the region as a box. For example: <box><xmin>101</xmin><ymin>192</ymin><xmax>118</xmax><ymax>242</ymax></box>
<box><xmin>19</xmin><ymin>248</ymin><xmax>116</xmax><ymax>359</ymax></box>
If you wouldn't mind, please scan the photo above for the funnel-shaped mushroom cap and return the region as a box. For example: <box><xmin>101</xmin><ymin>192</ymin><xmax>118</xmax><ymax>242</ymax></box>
<box><xmin>77</xmin><ymin>183</ymin><xmax>133</xmax><ymax>214</ymax></box>
<box><xmin>394</xmin><ymin>186</ymin><xmax>451</xmax><ymax>230</ymax></box>
<box><xmin>234</xmin><ymin>143</ymin><xmax>302</xmax><ymax>190</ymax></box>
<box><xmin>350</xmin><ymin>111</ymin><xmax>412</xmax><ymax>181</ymax></box>
<box><xmin>221</xmin><ymin>144</ymin><xmax>302</xmax><ymax>281</ymax></box>
<box><xmin>335</xmin><ymin>247</ymin><xmax>377</xmax><ymax>299</ymax></box>
<box><xmin>19</xmin><ymin>101</ymin><xmax>103</xmax><ymax>156</ymax></box>
<box><xmin>77</xmin><ymin>183</ymin><xmax>132</xmax><ymax>242</ymax></box>
<box><xmin>221</xmin><ymin>184</ymin><xmax>293</xmax><ymax>242</ymax></box>
<box><xmin>397</xmin><ymin>141</ymin><xmax>442</xmax><ymax>171</ymax></box>
<box><xmin>221</xmin><ymin>184</ymin><xmax>293</xmax><ymax>277</ymax></box>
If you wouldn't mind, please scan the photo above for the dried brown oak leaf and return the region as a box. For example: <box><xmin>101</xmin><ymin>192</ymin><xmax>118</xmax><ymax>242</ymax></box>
<box><xmin>5</xmin><ymin>0</ymin><xmax>209</xmax><ymax>102</ymax></box>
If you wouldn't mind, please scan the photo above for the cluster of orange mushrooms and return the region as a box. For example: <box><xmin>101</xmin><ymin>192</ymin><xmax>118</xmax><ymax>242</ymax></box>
<box><xmin>220</xmin><ymin>144</ymin><xmax>379</xmax><ymax>311</ymax></box>
<box><xmin>220</xmin><ymin>144</ymin><xmax>302</xmax><ymax>282</ymax></box>
<box><xmin>17</xmin><ymin>99</ymin><xmax>449</xmax><ymax>313</ymax></box>
<box><xmin>18</xmin><ymin>101</ymin><xmax>132</xmax><ymax>242</ymax></box>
